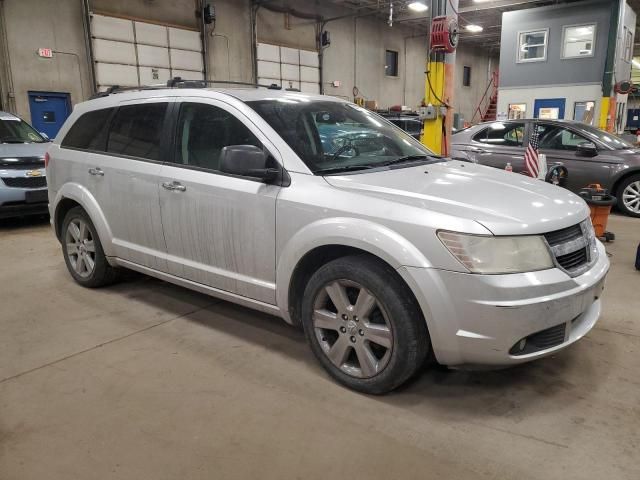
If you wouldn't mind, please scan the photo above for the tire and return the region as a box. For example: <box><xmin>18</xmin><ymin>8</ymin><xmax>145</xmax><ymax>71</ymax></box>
<box><xmin>301</xmin><ymin>255</ymin><xmax>430</xmax><ymax>394</ymax></box>
<box><xmin>61</xmin><ymin>206</ymin><xmax>119</xmax><ymax>288</ymax></box>
<box><xmin>617</xmin><ymin>174</ymin><xmax>640</xmax><ymax>217</ymax></box>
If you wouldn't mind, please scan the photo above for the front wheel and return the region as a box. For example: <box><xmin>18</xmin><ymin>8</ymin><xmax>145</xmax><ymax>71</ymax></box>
<box><xmin>301</xmin><ymin>255</ymin><xmax>430</xmax><ymax>394</ymax></box>
<box><xmin>617</xmin><ymin>174</ymin><xmax>640</xmax><ymax>217</ymax></box>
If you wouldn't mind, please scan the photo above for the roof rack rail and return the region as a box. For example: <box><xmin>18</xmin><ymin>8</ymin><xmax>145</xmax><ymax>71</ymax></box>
<box><xmin>89</xmin><ymin>77</ymin><xmax>302</xmax><ymax>99</ymax></box>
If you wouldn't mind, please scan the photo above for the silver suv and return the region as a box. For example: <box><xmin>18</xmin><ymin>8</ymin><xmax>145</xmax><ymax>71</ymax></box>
<box><xmin>47</xmin><ymin>85</ymin><xmax>609</xmax><ymax>394</ymax></box>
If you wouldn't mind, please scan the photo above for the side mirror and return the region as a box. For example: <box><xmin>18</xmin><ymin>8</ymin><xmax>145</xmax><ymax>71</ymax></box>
<box><xmin>219</xmin><ymin>145</ymin><xmax>279</xmax><ymax>182</ymax></box>
<box><xmin>576</xmin><ymin>142</ymin><xmax>597</xmax><ymax>157</ymax></box>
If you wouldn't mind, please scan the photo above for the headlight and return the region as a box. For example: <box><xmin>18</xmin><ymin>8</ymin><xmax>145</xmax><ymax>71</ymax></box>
<box><xmin>437</xmin><ymin>231</ymin><xmax>554</xmax><ymax>274</ymax></box>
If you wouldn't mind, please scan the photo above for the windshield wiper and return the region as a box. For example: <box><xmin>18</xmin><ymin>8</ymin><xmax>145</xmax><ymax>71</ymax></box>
<box><xmin>379</xmin><ymin>154</ymin><xmax>440</xmax><ymax>167</ymax></box>
<box><xmin>1</xmin><ymin>137</ymin><xmax>28</xmax><ymax>144</ymax></box>
<box><xmin>315</xmin><ymin>164</ymin><xmax>377</xmax><ymax>175</ymax></box>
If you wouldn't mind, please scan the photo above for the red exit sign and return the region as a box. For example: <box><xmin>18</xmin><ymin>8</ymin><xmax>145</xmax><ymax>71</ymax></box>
<box><xmin>37</xmin><ymin>48</ymin><xmax>53</xmax><ymax>58</ymax></box>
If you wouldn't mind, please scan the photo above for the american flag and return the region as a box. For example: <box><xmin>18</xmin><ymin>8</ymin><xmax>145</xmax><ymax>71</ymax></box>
<box><xmin>524</xmin><ymin>124</ymin><xmax>540</xmax><ymax>178</ymax></box>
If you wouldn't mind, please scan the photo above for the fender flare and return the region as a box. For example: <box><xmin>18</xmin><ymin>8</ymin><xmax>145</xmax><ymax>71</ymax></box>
<box><xmin>53</xmin><ymin>183</ymin><xmax>115</xmax><ymax>257</ymax></box>
<box><xmin>276</xmin><ymin>217</ymin><xmax>432</xmax><ymax>323</ymax></box>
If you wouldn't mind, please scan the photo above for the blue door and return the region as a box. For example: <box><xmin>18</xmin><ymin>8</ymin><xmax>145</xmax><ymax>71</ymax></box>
<box><xmin>28</xmin><ymin>91</ymin><xmax>71</xmax><ymax>139</ymax></box>
<box><xmin>533</xmin><ymin>98</ymin><xmax>566</xmax><ymax>120</ymax></box>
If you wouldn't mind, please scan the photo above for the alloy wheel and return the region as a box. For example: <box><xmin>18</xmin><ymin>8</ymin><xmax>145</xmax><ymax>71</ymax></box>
<box><xmin>312</xmin><ymin>279</ymin><xmax>393</xmax><ymax>378</ymax></box>
<box><xmin>622</xmin><ymin>181</ymin><xmax>640</xmax><ymax>214</ymax></box>
<box><xmin>65</xmin><ymin>218</ymin><xmax>96</xmax><ymax>278</ymax></box>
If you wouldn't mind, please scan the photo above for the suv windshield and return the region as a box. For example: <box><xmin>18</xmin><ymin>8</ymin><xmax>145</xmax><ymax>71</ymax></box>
<box><xmin>0</xmin><ymin>116</ymin><xmax>46</xmax><ymax>144</ymax></box>
<box><xmin>573</xmin><ymin>123</ymin><xmax>633</xmax><ymax>150</ymax></box>
<box><xmin>247</xmin><ymin>99</ymin><xmax>438</xmax><ymax>174</ymax></box>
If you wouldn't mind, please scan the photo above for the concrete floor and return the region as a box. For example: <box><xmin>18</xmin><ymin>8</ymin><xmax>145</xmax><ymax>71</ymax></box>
<box><xmin>1</xmin><ymin>215</ymin><xmax>639</xmax><ymax>480</ymax></box>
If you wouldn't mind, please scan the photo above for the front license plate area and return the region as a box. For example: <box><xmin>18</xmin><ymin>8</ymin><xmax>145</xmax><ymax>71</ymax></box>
<box><xmin>25</xmin><ymin>189</ymin><xmax>48</xmax><ymax>203</ymax></box>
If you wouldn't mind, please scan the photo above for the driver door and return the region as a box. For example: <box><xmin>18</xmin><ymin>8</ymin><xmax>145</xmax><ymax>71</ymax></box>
<box><xmin>537</xmin><ymin>124</ymin><xmax>616</xmax><ymax>191</ymax></box>
<box><xmin>158</xmin><ymin>99</ymin><xmax>281</xmax><ymax>304</ymax></box>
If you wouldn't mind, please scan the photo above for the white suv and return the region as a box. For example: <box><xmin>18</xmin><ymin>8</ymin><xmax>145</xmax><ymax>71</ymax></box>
<box><xmin>47</xmin><ymin>84</ymin><xmax>609</xmax><ymax>394</ymax></box>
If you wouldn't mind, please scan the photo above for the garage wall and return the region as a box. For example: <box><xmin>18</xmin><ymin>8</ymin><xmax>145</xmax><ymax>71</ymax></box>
<box><xmin>453</xmin><ymin>44</ymin><xmax>500</xmax><ymax>124</ymax></box>
<box><xmin>0</xmin><ymin>0</ymin><xmax>92</xmax><ymax>123</ymax></box>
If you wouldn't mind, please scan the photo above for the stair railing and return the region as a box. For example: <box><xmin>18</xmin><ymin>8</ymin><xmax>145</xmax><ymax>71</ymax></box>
<box><xmin>471</xmin><ymin>71</ymin><xmax>499</xmax><ymax>124</ymax></box>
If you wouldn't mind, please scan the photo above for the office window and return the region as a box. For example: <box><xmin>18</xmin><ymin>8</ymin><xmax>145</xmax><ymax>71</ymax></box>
<box><xmin>624</xmin><ymin>27</ymin><xmax>633</xmax><ymax>62</ymax></box>
<box><xmin>107</xmin><ymin>103</ymin><xmax>168</xmax><ymax>161</ymax></box>
<box><xmin>385</xmin><ymin>50</ymin><xmax>399</xmax><ymax>77</ymax></box>
<box><xmin>562</xmin><ymin>24</ymin><xmax>596</xmax><ymax>58</ymax></box>
<box><xmin>574</xmin><ymin>101</ymin><xmax>596</xmax><ymax>125</ymax></box>
<box><xmin>508</xmin><ymin>103</ymin><xmax>527</xmax><ymax>120</ymax></box>
<box><xmin>462</xmin><ymin>66</ymin><xmax>471</xmax><ymax>87</ymax></box>
<box><xmin>517</xmin><ymin>29</ymin><xmax>548</xmax><ymax>62</ymax></box>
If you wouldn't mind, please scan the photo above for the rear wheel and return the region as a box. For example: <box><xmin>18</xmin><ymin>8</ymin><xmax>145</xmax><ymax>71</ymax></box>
<box><xmin>301</xmin><ymin>255</ymin><xmax>429</xmax><ymax>394</ymax></box>
<box><xmin>617</xmin><ymin>174</ymin><xmax>640</xmax><ymax>217</ymax></box>
<box><xmin>61</xmin><ymin>207</ymin><xmax>118</xmax><ymax>287</ymax></box>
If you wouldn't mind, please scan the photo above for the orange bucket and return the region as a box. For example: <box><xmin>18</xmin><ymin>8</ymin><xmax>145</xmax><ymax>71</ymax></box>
<box><xmin>578</xmin><ymin>184</ymin><xmax>616</xmax><ymax>239</ymax></box>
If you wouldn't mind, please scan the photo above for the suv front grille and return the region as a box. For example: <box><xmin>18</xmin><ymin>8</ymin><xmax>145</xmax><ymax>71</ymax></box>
<box><xmin>543</xmin><ymin>222</ymin><xmax>594</xmax><ymax>276</ymax></box>
<box><xmin>1</xmin><ymin>176</ymin><xmax>47</xmax><ymax>189</ymax></box>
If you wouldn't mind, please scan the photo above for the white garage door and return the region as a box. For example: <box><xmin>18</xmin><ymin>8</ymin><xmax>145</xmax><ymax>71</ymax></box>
<box><xmin>91</xmin><ymin>14</ymin><xmax>204</xmax><ymax>90</ymax></box>
<box><xmin>257</xmin><ymin>43</ymin><xmax>320</xmax><ymax>94</ymax></box>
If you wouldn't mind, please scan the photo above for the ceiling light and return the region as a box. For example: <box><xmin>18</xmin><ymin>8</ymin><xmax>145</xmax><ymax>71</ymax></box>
<box><xmin>408</xmin><ymin>1</ymin><xmax>428</xmax><ymax>12</ymax></box>
<box><xmin>465</xmin><ymin>24</ymin><xmax>484</xmax><ymax>33</ymax></box>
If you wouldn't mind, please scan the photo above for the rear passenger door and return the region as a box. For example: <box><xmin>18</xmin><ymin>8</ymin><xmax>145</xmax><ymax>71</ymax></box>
<box><xmin>158</xmin><ymin>98</ymin><xmax>281</xmax><ymax>304</ymax></box>
<box><xmin>468</xmin><ymin>122</ymin><xmax>527</xmax><ymax>171</ymax></box>
<box><xmin>58</xmin><ymin>100</ymin><xmax>171</xmax><ymax>271</ymax></box>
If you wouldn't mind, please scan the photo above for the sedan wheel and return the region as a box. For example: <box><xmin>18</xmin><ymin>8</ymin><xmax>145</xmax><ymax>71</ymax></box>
<box><xmin>65</xmin><ymin>218</ymin><xmax>96</xmax><ymax>278</ymax></box>
<box><xmin>312</xmin><ymin>279</ymin><xmax>393</xmax><ymax>379</ymax></box>
<box><xmin>622</xmin><ymin>180</ymin><xmax>640</xmax><ymax>215</ymax></box>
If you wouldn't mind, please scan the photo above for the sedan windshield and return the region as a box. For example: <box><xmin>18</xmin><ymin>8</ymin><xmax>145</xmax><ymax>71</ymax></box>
<box><xmin>576</xmin><ymin>123</ymin><xmax>634</xmax><ymax>150</ymax></box>
<box><xmin>247</xmin><ymin>99</ymin><xmax>439</xmax><ymax>174</ymax></box>
<box><xmin>0</xmin><ymin>116</ymin><xmax>46</xmax><ymax>144</ymax></box>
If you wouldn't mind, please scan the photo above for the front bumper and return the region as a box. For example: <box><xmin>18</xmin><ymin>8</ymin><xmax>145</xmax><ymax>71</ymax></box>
<box><xmin>399</xmin><ymin>240</ymin><xmax>609</xmax><ymax>367</ymax></box>
<box><xmin>0</xmin><ymin>168</ymin><xmax>48</xmax><ymax>218</ymax></box>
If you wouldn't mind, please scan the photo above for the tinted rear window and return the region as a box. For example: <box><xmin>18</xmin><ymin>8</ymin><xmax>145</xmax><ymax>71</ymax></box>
<box><xmin>61</xmin><ymin>108</ymin><xmax>114</xmax><ymax>150</ymax></box>
<box><xmin>107</xmin><ymin>103</ymin><xmax>168</xmax><ymax>160</ymax></box>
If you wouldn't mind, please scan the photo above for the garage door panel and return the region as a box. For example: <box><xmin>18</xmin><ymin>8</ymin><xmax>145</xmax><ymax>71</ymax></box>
<box><xmin>300</xmin><ymin>82</ymin><xmax>320</xmax><ymax>94</ymax></box>
<box><xmin>258</xmin><ymin>61</ymin><xmax>281</xmax><ymax>80</ymax></box>
<box><xmin>170</xmin><ymin>49</ymin><xmax>203</xmax><ymax>71</ymax></box>
<box><xmin>171</xmin><ymin>69</ymin><xmax>204</xmax><ymax>80</ymax></box>
<box><xmin>139</xmin><ymin>66</ymin><xmax>171</xmax><ymax>85</ymax></box>
<box><xmin>135</xmin><ymin>21</ymin><xmax>168</xmax><ymax>47</ymax></box>
<box><xmin>137</xmin><ymin>45</ymin><xmax>170</xmax><ymax>68</ymax></box>
<box><xmin>169</xmin><ymin>28</ymin><xmax>200</xmax><ymax>51</ymax></box>
<box><xmin>301</xmin><ymin>66</ymin><xmax>320</xmax><ymax>83</ymax></box>
<box><xmin>280</xmin><ymin>47</ymin><xmax>299</xmax><ymax>65</ymax></box>
<box><xmin>93</xmin><ymin>39</ymin><xmax>136</xmax><ymax>64</ymax></box>
<box><xmin>300</xmin><ymin>49</ymin><xmax>319</xmax><ymax>67</ymax></box>
<box><xmin>92</xmin><ymin>15</ymin><xmax>133</xmax><ymax>42</ymax></box>
<box><xmin>257</xmin><ymin>43</ymin><xmax>280</xmax><ymax>62</ymax></box>
<box><xmin>281</xmin><ymin>64</ymin><xmax>300</xmax><ymax>82</ymax></box>
<box><xmin>95</xmin><ymin>63</ymin><xmax>138</xmax><ymax>87</ymax></box>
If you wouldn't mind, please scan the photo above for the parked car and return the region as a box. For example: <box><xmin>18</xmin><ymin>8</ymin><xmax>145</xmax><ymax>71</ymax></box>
<box><xmin>0</xmin><ymin>111</ymin><xmax>50</xmax><ymax>218</ymax></box>
<box><xmin>451</xmin><ymin>119</ymin><xmax>640</xmax><ymax>217</ymax></box>
<box><xmin>47</xmin><ymin>87</ymin><xmax>609</xmax><ymax>394</ymax></box>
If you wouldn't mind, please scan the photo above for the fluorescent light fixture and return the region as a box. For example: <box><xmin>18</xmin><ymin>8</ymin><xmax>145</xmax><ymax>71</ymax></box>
<box><xmin>408</xmin><ymin>1</ymin><xmax>428</xmax><ymax>12</ymax></box>
<box><xmin>465</xmin><ymin>24</ymin><xmax>484</xmax><ymax>33</ymax></box>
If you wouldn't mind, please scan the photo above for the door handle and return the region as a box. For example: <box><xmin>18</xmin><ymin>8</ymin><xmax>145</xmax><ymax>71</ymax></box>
<box><xmin>88</xmin><ymin>167</ymin><xmax>104</xmax><ymax>176</ymax></box>
<box><xmin>162</xmin><ymin>181</ymin><xmax>186</xmax><ymax>192</ymax></box>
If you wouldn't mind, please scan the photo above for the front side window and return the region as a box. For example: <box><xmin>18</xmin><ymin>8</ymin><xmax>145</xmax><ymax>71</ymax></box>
<box><xmin>474</xmin><ymin>122</ymin><xmax>525</xmax><ymax>147</ymax></box>
<box><xmin>0</xmin><ymin>116</ymin><xmax>46</xmax><ymax>144</ymax></box>
<box><xmin>62</xmin><ymin>108</ymin><xmax>114</xmax><ymax>151</ymax></box>
<box><xmin>172</xmin><ymin>102</ymin><xmax>262</xmax><ymax>171</ymax></box>
<box><xmin>107</xmin><ymin>103</ymin><xmax>168</xmax><ymax>160</ymax></box>
<box><xmin>562</xmin><ymin>24</ymin><xmax>596</xmax><ymax>58</ymax></box>
<box><xmin>247</xmin><ymin>99</ymin><xmax>437</xmax><ymax>174</ymax></box>
<box><xmin>537</xmin><ymin>125</ymin><xmax>590</xmax><ymax>151</ymax></box>
<box><xmin>518</xmin><ymin>29</ymin><xmax>548</xmax><ymax>62</ymax></box>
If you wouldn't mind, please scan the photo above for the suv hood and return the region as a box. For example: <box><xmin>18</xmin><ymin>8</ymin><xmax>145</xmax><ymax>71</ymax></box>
<box><xmin>323</xmin><ymin>161</ymin><xmax>590</xmax><ymax>235</ymax></box>
<box><xmin>0</xmin><ymin>142</ymin><xmax>48</xmax><ymax>166</ymax></box>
